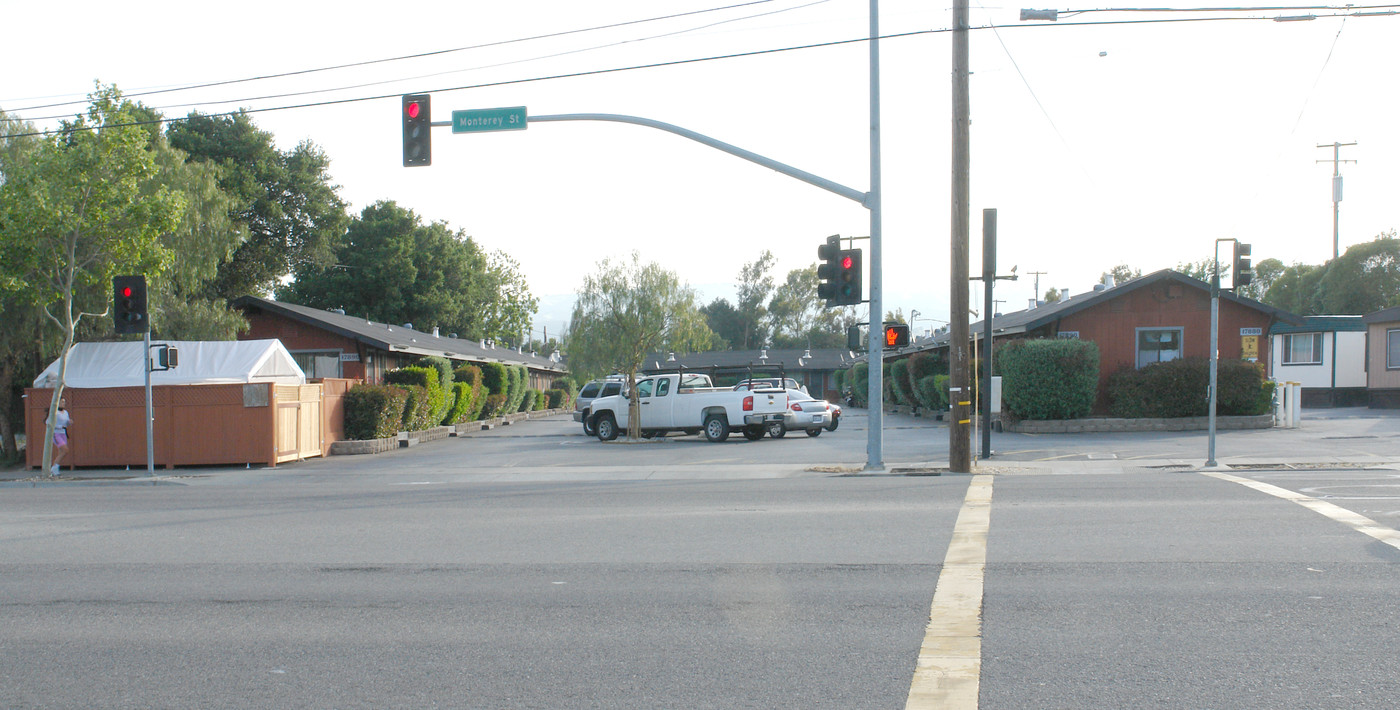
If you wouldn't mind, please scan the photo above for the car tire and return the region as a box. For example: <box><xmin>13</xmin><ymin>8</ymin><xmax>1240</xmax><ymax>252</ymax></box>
<box><xmin>581</xmin><ymin>411</ymin><xmax>596</xmax><ymax>436</ymax></box>
<box><xmin>826</xmin><ymin>416</ymin><xmax>839</xmax><ymax>432</ymax></box>
<box><xmin>703</xmin><ymin>414</ymin><xmax>730</xmax><ymax>443</ymax></box>
<box><xmin>743</xmin><ymin>427</ymin><xmax>765</xmax><ymax>441</ymax></box>
<box><xmin>765</xmin><ymin>421</ymin><xmax>786</xmax><ymax>439</ymax></box>
<box><xmin>596</xmin><ymin>413</ymin><xmax>619</xmax><ymax>442</ymax></box>
<box><xmin>806</xmin><ymin>427</ymin><xmax>822</xmax><ymax>437</ymax></box>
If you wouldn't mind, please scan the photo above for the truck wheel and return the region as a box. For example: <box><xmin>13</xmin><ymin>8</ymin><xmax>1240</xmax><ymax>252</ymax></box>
<box><xmin>806</xmin><ymin>427</ymin><xmax>822</xmax><ymax>438</ymax></box>
<box><xmin>595</xmin><ymin>413</ymin><xmax>619</xmax><ymax>441</ymax></box>
<box><xmin>765</xmin><ymin>421</ymin><xmax>786</xmax><ymax>439</ymax></box>
<box><xmin>703</xmin><ymin>415</ymin><xmax>730</xmax><ymax>442</ymax></box>
<box><xmin>743</xmin><ymin>427</ymin><xmax>764</xmax><ymax>441</ymax></box>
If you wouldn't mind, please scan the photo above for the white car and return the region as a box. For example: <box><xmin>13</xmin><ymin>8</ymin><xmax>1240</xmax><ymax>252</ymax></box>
<box><xmin>766</xmin><ymin>389</ymin><xmax>839</xmax><ymax>438</ymax></box>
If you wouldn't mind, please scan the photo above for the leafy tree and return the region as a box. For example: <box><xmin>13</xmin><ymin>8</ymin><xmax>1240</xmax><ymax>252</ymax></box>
<box><xmin>1314</xmin><ymin>233</ymin><xmax>1400</xmax><ymax>314</ymax></box>
<box><xmin>1174</xmin><ymin>259</ymin><xmax>1219</xmax><ymax>283</ymax></box>
<box><xmin>1102</xmin><ymin>264</ymin><xmax>1142</xmax><ymax>286</ymax></box>
<box><xmin>701</xmin><ymin>298</ymin><xmax>742</xmax><ymax>349</ymax></box>
<box><xmin>0</xmin><ymin>85</ymin><xmax>183</xmax><ymax>472</ymax></box>
<box><xmin>1262</xmin><ymin>262</ymin><xmax>1325</xmax><ymax>315</ymax></box>
<box><xmin>1237</xmin><ymin>257</ymin><xmax>1283</xmax><ymax>302</ymax></box>
<box><xmin>1043</xmin><ymin>287</ymin><xmax>1063</xmax><ymax>304</ymax></box>
<box><xmin>884</xmin><ymin>308</ymin><xmax>907</xmax><ymax>324</ymax></box>
<box><xmin>767</xmin><ymin>264</ymin><xmax>821</xmax><ymax>347</ymax></box>
<box><xmin>568</xmin><ymin>252</ymin><xmax>717</xmax><ymax>438</ymax></box>
<box><xmin>167</xmin><ymin>111</ymin><xmax>349</xmax><ymax>298</ymax></box>
<box><xmin>734</xmin><ymin>250</ymin><xmax>775</xmax><ymax>349</ymax></box>
<box><xmin>279</xmin><ymin>201</ymin><xmax>536</xmax><ymax>342</ymax></box>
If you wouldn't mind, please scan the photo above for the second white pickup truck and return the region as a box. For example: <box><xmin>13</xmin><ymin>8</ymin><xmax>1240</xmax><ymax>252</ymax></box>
<box><xmin>588</xmin><ymin>373</ymin><xmax>788</xmax><ymax>442</ymax></box>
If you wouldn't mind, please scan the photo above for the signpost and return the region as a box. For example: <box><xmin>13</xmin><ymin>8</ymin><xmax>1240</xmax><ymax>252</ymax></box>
<box><xmin>452</xmin><ymin>107</ymin><xmax>527</xmax><ymax>134</ymax></box>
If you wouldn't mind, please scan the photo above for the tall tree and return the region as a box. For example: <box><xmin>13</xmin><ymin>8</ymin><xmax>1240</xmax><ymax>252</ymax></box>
<box><xmin>0</xmin><ymin>85</ymin><xmax>183</xmax><ymax>472</ymax></box>
<box><xmin>568</xmin><ymin>253</ymin><xmax>716</xmax><ymax>438</ymax></box>
<box><xmin>167</xmin><ymin>111</ymin><xmax>349</xmax><ymax>298</ymax></box>
<box><xmin>767</xmin><ymin>264</ymin><xmax>821</xmax><ymax>347</ymax></box>
<box><xmin>1237</xmin><ymin>257</ymin><xmax>1283</xmax><ymax>302</ymax></box>
<box><xmin>280</xmin><ymin>201</ymin><xmax>534</xmax><ymax>342</ymax></box>
<box><xmin>701</xmin><ymin>298</ymin><xmax>741</xmax><ymax>349</ymax></box>
<box><xmin>734</xmin><ymin>250</ymin><xmax>775</xmax><ymax>349</ymax></box>
<box><xmin>1262</xmin><ymin>262</ymin><xmax>1325</xmax><ymax>315</ymax></box>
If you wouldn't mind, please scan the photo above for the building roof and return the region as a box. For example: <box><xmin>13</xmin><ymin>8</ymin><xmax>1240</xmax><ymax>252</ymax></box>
<box><xmin>1363</xmin><ymin>305</ymin><xmax>1400</xmax><ymax>324</ymax></box>
<box><xmin>1269</xmin><ymin>315</ymin><xmax>1367</xmax><ymax>335</ymax></box>
<box><xmin>34</xmin><ymin>339</ymin><xmax>305</xmax><ymax>389</ymax></box>
<box><xmin>639</xmin><ymin>348</ymin><xmax>860</xmax><ymax>375</ymax></box>
<box><xmin>885</xmin><ymin>269</ymin><xmax>1304</xmax><ymax>360</ymax></box>
<box><xmin>232</xmin><ymin>296</ymin><xmax>566</xmax><ymax>373</ymax></box>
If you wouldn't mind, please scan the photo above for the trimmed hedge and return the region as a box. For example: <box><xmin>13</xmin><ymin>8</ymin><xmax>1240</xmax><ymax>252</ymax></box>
<box><xmin>504</xmin><ymin>365</ymin><xmax>528</xmax><ymax>413</ymax></box>
<box><xmin>1108</xmin><ymin>358</ymin><xmax>1273</xmax><ymax>418</ymax></box>
<box><xmin>343</xmin><ymin>385</ymin><xmax>410</xmax><ymax>440</ymax></box>
<box><xmin>848</xmin><ymin>363</ymin><xmax>869</xmax><ymax>407</ymax></box>
<box><xmin>915</xmin><ymin>374</ymin><xmax>949</xmax><ymax>412</ymax></box>
<box><xmin>479</xmin><ymin>362</ymin><xmax>508</xmax><ymax>395</ymax></box>
<box><xmin>479</xmin><ymin>393</ymin><xmax>508</xmax><ymax>419</ymax></box>
<box><xmin>454</xmin><ymin>365</ymin><xmax>489</xmax><ymax>421</ymax></box>
<box><xmin>385</xmin><ymin>366</ymin><xmax>443</xmax><ymax>431</ymax></box>
<box><xmin>444</xmin><ymin>382</ymin><xmax>476</xmax><ymax>424</ymax></box>
<box><xmin>890</xmin><ymin>359</ymin><xmax>913</xmax><ymax>406</ymax></box>
<box><xmin>999</xmin><ymin>338</ymin><xmax>1100</xmax><ymax>420</ymax></box>
<box><xmin>545</xmin><ymin>388</ymin><xmax>566</xmax><ymax>408</ymax></box>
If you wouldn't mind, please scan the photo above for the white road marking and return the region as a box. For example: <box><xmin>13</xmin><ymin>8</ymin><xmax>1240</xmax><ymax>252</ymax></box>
<box><xmin>906</xmin><ymin>474</ymin><xmax>993</xmax><ymax>710</ymax></box>
<box><xmin>1203</xmin><ymin>471</ymin><xmax>1400</xmax><ymax>552</ymax></box>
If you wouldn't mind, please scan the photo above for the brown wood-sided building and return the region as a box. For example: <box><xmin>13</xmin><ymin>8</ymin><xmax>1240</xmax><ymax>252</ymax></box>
<box><xmin>888</xmin><ymin>270</ymin><xmax>1303</xmax><ymax>412</ymax></box>
<box><xmin>232</xmin><ymin>296</ymin><xmax>568</xmax><ymax>390</ymax></box>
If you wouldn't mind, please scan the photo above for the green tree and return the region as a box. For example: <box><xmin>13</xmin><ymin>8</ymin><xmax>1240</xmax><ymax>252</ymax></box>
<box><xmin>1102</xmin><ymin>264</ymin><xmax>1142</xmax><ymax>286</ymax></box>
<box><xmin>735</xmin><ymin>250</ymin><xmax>775</xmax><ymax>349</ymax></box>
<box><xmin>280</xmin><ymin>201</ymin><xmax>536</xmax><ymax>342</ymax></box>
<box><xmin>568</xmin><ymin>252</ymin><xmax>717</xmax><ymax>438</ymax></box>
<box><xmin>1237</xmin><ymin>257</ymin><xmax>1283</xmax><ymax>302</ymax></box>
<box><xmin>767</xmin><ymin>264</ymin><xmax>821</xmax><ymax>347</ymax></box>
<box><xmin>701</xmin><ymin>298</ymin><xmax>741</xmax><ymax>349</ymax></box>
<box><xmin>167</xmin><ymin>111</ymin><xmax>349</xmax><ymax>298</ymax></box>
<box><xmin>0</xmin><ymin>85</ymin><xmax>183</xmax><ymax>472</ymax></box>
<box><xmin>1263</xmin><ymin>262</ymin><xmax>1326</xmax><ymax>315</ymax></box>
<box><xmin>1315</xmin><ymin>233</ymin><xmax>1400</xmax><ymax>314</ymax></box>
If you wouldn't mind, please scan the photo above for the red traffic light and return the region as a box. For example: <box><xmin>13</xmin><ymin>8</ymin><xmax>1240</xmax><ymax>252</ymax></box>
<box><xmin>406</xmin><ymin>101</ymin><xmax>421</xmax><ymax>119</ymax></box>
<box><xmin>121</xmin><ymin>286</ymin><xmax>133</xmax><ymax>298</ymax></box>
<box><xmin>841</xmin><ymin>255</ymin><xmax>853</xmax><ymax>269</ymax></box>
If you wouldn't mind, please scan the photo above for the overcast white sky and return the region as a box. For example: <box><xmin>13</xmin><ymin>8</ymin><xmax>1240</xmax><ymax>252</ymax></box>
<box><xmin>4</xmin><ymin>1</ymin><xmax>1396</xmax><ymax>340</ymax></box>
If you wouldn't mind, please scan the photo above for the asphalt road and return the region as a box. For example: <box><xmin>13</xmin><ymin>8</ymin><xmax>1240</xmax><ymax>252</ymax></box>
<box><xmin>3</xmin><ymin>408</ymin><xmax>1399</xmax><ymax>708</ymax></box>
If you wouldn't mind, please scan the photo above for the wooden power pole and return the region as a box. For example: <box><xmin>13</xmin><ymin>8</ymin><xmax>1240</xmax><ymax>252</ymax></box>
<box><xmin>949</xmin><ymin>0</ymin><xmax>972</xmax><ymax>472</ymax></box>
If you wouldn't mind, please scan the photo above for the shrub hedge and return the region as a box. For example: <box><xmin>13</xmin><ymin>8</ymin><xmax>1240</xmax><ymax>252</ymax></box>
<box><xmin>545</xmin><ymin>389</ymin><xmax>566</xmax><ymax>408</ymax></box>
<box><xmin>385</xmin><ymin>366</ymin><xmax>443</xmax><ymax>431</ymax></box>
<box><xmin>480</xmin><ymin>393</ymin><xmax>508</xmax><ymax>419</ymax></box>
<box><xmin>998</xmin><ymin>338</ymin><xmax>1100</xmax><ymax>420</ymax></box>
<box><xmin>848</xmin><ymin>363</ymin><xmax>869</xmax><ymax>407</ymax></box>
<box><xmin>890</xmin><ymin>359</ymin><xmax>913</xmax><ymax>406</ymax></box>
<box><xmin>1108</xmin><ymin>358</ymin><xmax>1273</xmax><ymax>418</ymax></box>
<box><xmin>343</xmin><ymin>385</ymin><xmax>409</xmax><ymax>440</ymax></box>
<box><xmin>479</xmin><ymin>362</ymin><xmax>508</xmax><ymax>395</ymax></box>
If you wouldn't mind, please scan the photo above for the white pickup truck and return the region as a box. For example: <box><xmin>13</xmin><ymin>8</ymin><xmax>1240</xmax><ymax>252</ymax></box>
<box><xmin>589</xmin><ymin>373</ymin><xmax>788</xmax><ymax>442</ymax></box>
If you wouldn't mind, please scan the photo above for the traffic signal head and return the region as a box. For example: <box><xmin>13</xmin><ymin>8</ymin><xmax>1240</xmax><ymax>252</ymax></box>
<box><xmin>1233</xmin><ymin>241</ymin><xmax>1252</xmax><ymax>289</ymax></box>
<box><xmin>402</xmin><ymin>93</ymin><xmax>431</xmax><ymax>167</ymax></box>
<box><xmin>883</xmin><ymin>323</ymin><xmax>910</xmax><ymax>348</ymax></box>
<box><xmin>113</xmin><ymin>275</ymin><xmax>148</xmax><ymax>334</ymax></box>
<box><xmin>816</xmin><ymin>235</ymin><xmax>841</xmax><ymax>305</ymax></box>
<box><xmin>834</xmin><ymin>249</ymin><xmax>862</xmax><ymax>306</ymax></box>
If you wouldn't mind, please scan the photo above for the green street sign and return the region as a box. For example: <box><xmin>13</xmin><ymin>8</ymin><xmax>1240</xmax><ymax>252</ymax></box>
<box><xmin>452</xmin><ymin>106</ymin><xmax>527</xmax><ymax>134</ymax></box>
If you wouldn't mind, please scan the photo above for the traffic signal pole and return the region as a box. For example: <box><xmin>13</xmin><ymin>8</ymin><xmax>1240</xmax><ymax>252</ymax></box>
<box><xmin>411</xmin><ymin>1</ymin><xmax>886</xmax><ymax>469</ymax></box>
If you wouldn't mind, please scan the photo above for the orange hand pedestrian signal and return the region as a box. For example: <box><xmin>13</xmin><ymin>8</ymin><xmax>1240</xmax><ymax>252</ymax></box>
<box><xmin>884</xmin><ymin>323</ymin><xmax>909</xmax><ymax>348</ymax></box>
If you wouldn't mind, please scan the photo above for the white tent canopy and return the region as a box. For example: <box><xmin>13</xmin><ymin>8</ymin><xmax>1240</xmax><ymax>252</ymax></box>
<box><xmin>33</xmin><ymin>339</ymin><xmax>306</xmax><ymax>389</ymax></box>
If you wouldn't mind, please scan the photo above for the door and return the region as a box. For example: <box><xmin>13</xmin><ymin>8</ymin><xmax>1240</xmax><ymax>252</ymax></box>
<box><xmin>638</xmin><ymin>377</ymin><xmax>673</xmax><ymax>429</ymax></box>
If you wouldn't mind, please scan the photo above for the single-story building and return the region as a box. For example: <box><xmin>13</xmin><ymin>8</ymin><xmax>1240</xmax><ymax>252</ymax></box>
<box><xmin>885</xmin><ymin>269</ymin><xmax>1304</xmax><ymax>412</ymax></box>
<box><xmin>640</xmin><ymin>348</ymin><xmax>860</xmax><ymax>401</ymax></box>
<box><xmin>1268</xmin><ymin>315</ymin><xmax>1367</xmax><ymax>407</ymax></box>
<box><xmin>1362</xmin><ymin>305</ymin><xmax>1400</xmax><ymax>408</ymax></box>
<box><xmin>232</xmin><ymin>296</ymin><xmax>568</xmax><ymax>390</ymax></box>
<box><xmin>26</xmin><ymin>339</ymin><xmax>343</xmax><ymax>470</ymax></box>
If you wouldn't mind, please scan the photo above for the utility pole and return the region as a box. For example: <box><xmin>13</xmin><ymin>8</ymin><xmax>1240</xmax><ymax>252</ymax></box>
<box><xmin>950</xmin><ymin>0</ymin><xmax>972</xmax><ymax>473</ymax></box>
<box><xmin>1026</xmin><ymin>270</ymin><xmax>1048</xmax><ymax>305</ymax></box>
<box><xmin>1316</xmin><ymin>141</ymin><xmax>1356</xmax><ymax>260</ymax></box>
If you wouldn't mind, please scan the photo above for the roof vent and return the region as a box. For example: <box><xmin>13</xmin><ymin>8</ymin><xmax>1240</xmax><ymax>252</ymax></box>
<box><xmin>432</xmin><ymin>326</ymin><xmax>440</xmax><ymax>337</ymax></box>
<box><xmin>331</xmin><ymin>308</ymin><xmax>345</xmax><ymax>315</ymax></box>
<box><xmin>404</xmin><ymin>323</ymin><xmax>413</xmax><ymax>330</ymax></box>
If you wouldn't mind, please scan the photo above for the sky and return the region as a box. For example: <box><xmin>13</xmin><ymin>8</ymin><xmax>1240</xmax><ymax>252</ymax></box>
<box><xmin>4</xmin><ymin>1</ymin><xmax>1397</xmax><ymax>342</ymax></box>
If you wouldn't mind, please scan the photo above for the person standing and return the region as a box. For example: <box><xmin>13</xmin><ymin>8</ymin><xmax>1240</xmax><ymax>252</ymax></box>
<box><xmin>52</xmin><ymin>397</ymin><xmax>71</xmax><ymax>477</ymax></box>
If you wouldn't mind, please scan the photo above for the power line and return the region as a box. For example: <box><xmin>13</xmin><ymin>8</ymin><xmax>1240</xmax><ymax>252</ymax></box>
<box><xmin>0</xmin><ymin>0</ymin><xmax>785</xmax><ymax>113</ymax></box>
<box><xmin>6</xmin><ymin>8</ymin><xmax>1396</xmax><ymax>140</ymax></box>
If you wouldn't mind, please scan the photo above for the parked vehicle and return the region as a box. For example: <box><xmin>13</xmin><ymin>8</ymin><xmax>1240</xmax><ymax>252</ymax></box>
<box><xmin>589</xmin><ymin>373</ymin><xmax>787</xmax><ymax>442</ymax></box>
<box><xmin>766</xmin><ymin>389</ymin><xmax>840</xmax><ymax>438</ymax></box>
<box><xmin>573</xmin><ymin>375</ymin><xmax>625</xmax><ymax>436</ymax></box>
<box><xmin>733</xmin><ymin>377</ymin><xmax>804</xmax><ymax>393</ymax></box>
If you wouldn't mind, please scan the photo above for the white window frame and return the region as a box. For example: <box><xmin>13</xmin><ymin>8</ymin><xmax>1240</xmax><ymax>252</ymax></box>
<box><xmin>1388</xmin><ymin>329</ymin><xmax>1400</xmax><ymax>370</ymax></box>
<box><xmin>1282</xmin><ymin>332</ymin><xmax>1325</xmax><ymax>366</ymax></box>
<box><xmin>1135</xmin><ymin>327</ymin><xmax>1183</xmax><ymax>369</ymax></box>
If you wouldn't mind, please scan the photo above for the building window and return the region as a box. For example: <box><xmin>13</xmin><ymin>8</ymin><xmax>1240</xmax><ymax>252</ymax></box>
<box><xmin>1136</xmin><ymin>328</ymin><xmax>1182</xmax><ymax>368</ymax></box>
<box><xmin>1282</xmin><ymin>333</ymin><xmax>1324</xmax><ymax>365</ymax></box>
<box><xmin>1389</xmin><ymin>329</ymin><xmax>1400</xmax><ymax>370</ymax></box>
<box><xmin>292</xmin><ymin>350</ymin><xmax>342</xmax><ymax>379</ymax></box>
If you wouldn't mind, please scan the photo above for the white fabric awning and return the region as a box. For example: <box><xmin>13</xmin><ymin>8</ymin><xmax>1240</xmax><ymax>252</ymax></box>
<box><xmin>33</xmin><ymin>339</ymin><xmax>306</xmax><ymax>389</ymax></box>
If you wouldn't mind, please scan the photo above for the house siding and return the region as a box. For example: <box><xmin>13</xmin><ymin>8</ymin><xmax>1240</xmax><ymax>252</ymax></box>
<box><xmin>1367</xmin><ymin>323</ymin><xmax>1400</xmax><ymax>390</ymax></box>
<box><xmin>1048</xmin><ymin>285</ymin><xmax>1275</xmax><ymax>411</ymax></box>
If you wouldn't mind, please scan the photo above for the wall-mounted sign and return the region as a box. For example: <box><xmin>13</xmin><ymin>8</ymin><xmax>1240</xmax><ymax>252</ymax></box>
<box><xmin>340</xmin><ymin>353</ymin><xmax>360</xmax><ymax>362</ymax></box>
<box><xmin>1239</xmin><ymin>327</ymin><xmax>1262</xmax><ymax>336</ymax></box>
<box><xmin>1057</xmin><ymin>331</ymin><xmax>1080</xmax><ymax>339</ymax></box>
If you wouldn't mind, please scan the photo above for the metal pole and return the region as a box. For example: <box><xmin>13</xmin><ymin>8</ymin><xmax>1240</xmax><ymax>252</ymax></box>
<box><xmin>144</xmin><ymin>330</ymin><xmax>154</xmax><ymax>474</ymax></box>
<box><xmin>1207</xmin><ymin>242</ymin><xmax>1220</xmax><ymax>468</ymax></box>
<box><xmin>866</xmin><ymin>0</ymin><xmax>885</xmax><ymax>471</ymax></box>
<box><xmin>950</xmin><ymin>0</ymin><xmax>972</xmax><ymax>472</ymax></box>
<box><xmin>981</xmin><ymin>209</ymin><xmax>996</xmax><ymax>459</ymax></box>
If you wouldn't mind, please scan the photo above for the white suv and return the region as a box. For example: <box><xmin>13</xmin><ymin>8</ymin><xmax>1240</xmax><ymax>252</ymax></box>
<box><xmin>573</xmin><ymin>377</ymin><xmax>625</xmax><ymax>436</ymax></box>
